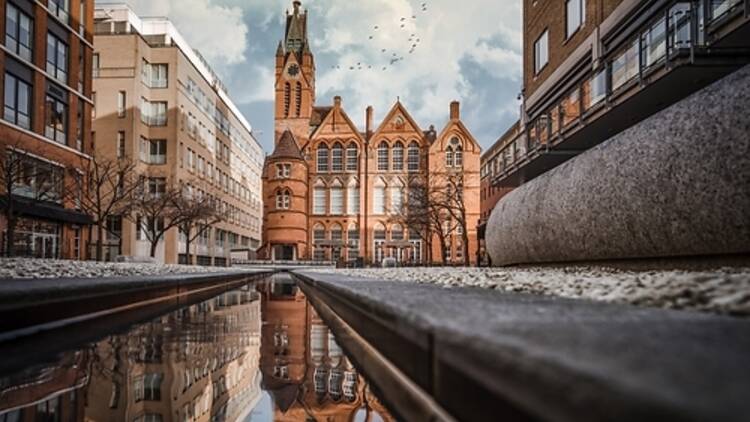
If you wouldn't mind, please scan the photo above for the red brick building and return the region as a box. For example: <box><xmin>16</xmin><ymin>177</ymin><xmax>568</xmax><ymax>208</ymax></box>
<box><xmin>262</xmin><ymin>1</ymin><xmax>482</xmax><ymax>266</ymax></box>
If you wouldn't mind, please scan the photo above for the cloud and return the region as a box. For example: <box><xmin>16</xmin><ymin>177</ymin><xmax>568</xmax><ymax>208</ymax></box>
<box><xmin>99</xmin><ymin>0</ymin><xmax>249</xmax><ymax>66</ymax></box>
<box><xmin>97</xmin><ymin>0</ymin><xmax>524</xmax><ymax>152</ymax></box>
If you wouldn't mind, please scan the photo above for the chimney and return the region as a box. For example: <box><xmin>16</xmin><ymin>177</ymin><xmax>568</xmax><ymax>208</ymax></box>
<box><xmin>334</xmin><ymin>96</ymin><xmax>342</xmax><ymax>107</ymax></box>
<box><xmin>450</xmin><ymin>101</ymin><xmax>460</xmax><ymax>120</ymax></box>
<box><xmin>366</xmin><ymin>106</ymin><xmax>374</xmax><ymax>135</ymax></box>
<box><xmin>293</xmin><ymin>1</ymin><xmax>301</xmax><ymax>14</ymax></box>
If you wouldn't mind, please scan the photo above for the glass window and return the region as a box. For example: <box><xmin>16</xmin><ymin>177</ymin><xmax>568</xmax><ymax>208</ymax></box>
<box><xmin>583</xmin><ymin>69</ymin><xmax>607</xmax><ymax>109</ymax></box>
<box><xmin>276</xmin><ymin>190</ymin><xmax>290</xmax><ymax>210</ymax></box>
<box><xmin>642</xmin><ymin>18</ymin><xmax>666</xmax><ymax>68</ymax></box>
<box><xmin>316</xmin><ymin>146</ymin><xmax>329</xmax><ymax>172</ymax></box>
<box><xmin>10</xmin><ymin>153</ymin><xmax>64</xmax><ymax>203</ymax></box>
<box><xmin>566</xmin><ymin>0</ymin><xmax>586</xmax><ymax>38</ymax></box>
<box><xmin>347</xmin><ymin>183</ymin><xmax>359</xmax><ymax>215</ymax></box>
<box><xmin>331</xmin><ymin>143</ymin><xmax>343</xmax><ymax>172</ymax></box>
<box><xmin>390</xmin><ymin>186</ymin><xmax>403</xmax><ymax>214</ymax></box>
<box><xmin>142</xmin><ymin>61</ymin><xmax>168</xmax><ymax>88</ymax></box>
<box><xmin>117</xmin><ymin>131</ymin><xmax>125</xmax><ymax>158</ymax></box>
<box><xmin>561</xmin><ymin>89</ymin><xmax>580</xmax><ymax>126</ymax></box>
<box><xmin>408</xmin><ymin>142</ymin><xmax>420</xmax><ymax>171</ymax></box>
<box><xmin>377</xmin><ymin>142</ymin><xmax>389</xmax><ymax>171</ymax></box>
<box><xmin>117</xmin><ymin>91</ymin><xmax>126</xmax><ymax>117</ymax></box>
<box><xmin>45</xmin><ymin>95</ymin><xmax>68</xmax><ymax>144</ymax></box>
<box><xmin>392</xmin><ymin>142</ymin><xmax>404</xmax><ymax>171</ymax></box>
<box><xmin>534</xmin><ymin>30</ymin><xmax>548</xmax><ymax>74</ymax></box>
<box><xmin>149</xmin><ymin>140</ymin><xmax>167</xmax><ymax>164</ymax></box>
<box><xmin>346</xmin><ymin>143</ymin><xmax>358</xmax><ymax>172</ymax></box>
<box><xmin>49</xmin><ymin>0</ymin><xmax>70</xmax><ymax>23</ymax></box>
<box><xmin>331</xmin><ymin>186</ymin><xmax>343</xmax><ymax>215</ymax></box>
<box><xmin>373</xmin><ymin>185</ymin><xmax>385</xmax><ymax>214</ymax></box>
<box><xmin>46</xmin><ymin>33</ymin><xmax>68</xmax><ymax>84</ymax></box>
<box><xmin>4</xmin><ymin>73</ymin><xmax>32</xmax><ymax>129</ymax></box>
<box><xmin>313</xmin><ymin>187</ymin><xmax>326</xmax><ymax>215</ymax></box>
<box><xmin>140</xmin><ymin>99</ymin><xmax>167</xmax><ymax>126</ymax></box>
<box><xmin>5</xmin><ymin>4</ymin><xmax>34</xmax><ymax>61</ymax></box>
<box><xmin>611</xmin><ymin>39</ymin><xmax>639</xmax><ymax>91</ymax></box>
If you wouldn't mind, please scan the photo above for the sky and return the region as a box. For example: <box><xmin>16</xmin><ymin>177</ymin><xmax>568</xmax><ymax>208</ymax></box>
<box><xmin>97</xmin><ymin>0</ymin><xmax>523</xmax><ymax>154</ymax></box>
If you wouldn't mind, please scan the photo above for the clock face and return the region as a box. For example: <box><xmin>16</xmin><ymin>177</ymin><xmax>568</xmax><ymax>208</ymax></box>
<box><xmin>287</xmin><ymin>64</ymin><xmax>300</xmax><ymax>77</ymax></box>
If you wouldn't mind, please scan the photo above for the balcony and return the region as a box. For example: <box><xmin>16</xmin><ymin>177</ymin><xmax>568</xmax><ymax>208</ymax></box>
<box><xmin>493</xmin><ymin>0</ymin><xmax>750</xmax><ymax>187</ymax></box>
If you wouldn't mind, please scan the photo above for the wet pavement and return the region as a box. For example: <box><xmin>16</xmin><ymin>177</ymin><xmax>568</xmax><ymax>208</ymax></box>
<box><xmin>0</xmin><ymin>274</ymin><xmax>395</xmax><ymax>422</ymax></box>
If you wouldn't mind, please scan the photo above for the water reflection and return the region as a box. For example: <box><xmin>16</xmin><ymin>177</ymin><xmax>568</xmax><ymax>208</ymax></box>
<box><xmin>0</xmin><ymin>274</ymin><xmax>394</xmax><ymax>422</ymax></box>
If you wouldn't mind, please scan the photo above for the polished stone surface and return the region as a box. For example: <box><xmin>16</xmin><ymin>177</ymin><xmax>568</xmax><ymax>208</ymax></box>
<box><xmin>487</xmin><ymin>64</ymin><xmax>750</xmax><ymax>266</ymax></box>
<box><xmin>295</xmin><ymin>270</ymin><xmax>750</xmax><ymax>422</ymax></box>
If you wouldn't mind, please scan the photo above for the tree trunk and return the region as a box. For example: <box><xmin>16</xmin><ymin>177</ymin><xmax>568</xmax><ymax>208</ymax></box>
<box><xmin>185</xmin><ymin>227</ymin><xmax>192</xmax><ymax>266</ymax></box>
<box><xmin>462</xmin><ymin>227</ymin><xmax>470</xmax><ymax>267</ymax></box>
<box><xmin>96</xmin><ymin>222</ymin><xmax>104</xmax><ymax>262</ymax></box>
<box><xmin>150</xmin><ymin>239</ymin><xmax>158</xmax><ymax>258</ymax></box>
<box><xmin>5</xmin><ymin>213</ymin><xmax>15</xmax><ymax>258</ymax></box>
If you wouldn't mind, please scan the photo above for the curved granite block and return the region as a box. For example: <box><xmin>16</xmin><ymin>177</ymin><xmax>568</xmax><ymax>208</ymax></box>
<box><xmin>488</xmin><ymin>64</ymin><xmax>750</xmax><ymax>266</ymax></box>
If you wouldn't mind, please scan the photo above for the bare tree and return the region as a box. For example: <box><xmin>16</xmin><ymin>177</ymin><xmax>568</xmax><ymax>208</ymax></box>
<box><xmin>176</xmin><ymin>184</ymin><xmax>227</xmax><ymax>265</ymax></box>
<box><xmin>0</xmin><ymin>142</ymin><xmax>63</xmax><ymax>257</ymax></box>
<box><xmin>433</xmin><ymin>173</ymin><xmax>470</xmax><ymax>266</ymax></box>
<box><xmin>65</xmin><ymin>154</ymin><xmax>140</xmax><ymax>261</ymax></box>
<box><xmin>129</xmin><ymin>180</ymin><xmax>185</xmax><ymax>259</ymax></box>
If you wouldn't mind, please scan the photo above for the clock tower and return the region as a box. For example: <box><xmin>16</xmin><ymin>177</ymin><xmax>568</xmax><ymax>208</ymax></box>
<box><xmin>274</xmin><ymin>0</ymin><xmax>316</xmax><ymax>148</ymax></box>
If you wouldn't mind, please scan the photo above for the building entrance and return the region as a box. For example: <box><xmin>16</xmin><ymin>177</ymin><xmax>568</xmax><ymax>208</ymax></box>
<box><xmin>273</xmin><ymin>245</ymin><xmax>295</xmax><ymax>261</ymax></box>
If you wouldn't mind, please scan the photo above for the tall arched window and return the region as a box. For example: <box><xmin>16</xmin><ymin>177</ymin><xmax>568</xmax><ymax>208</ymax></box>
<box><xmin>392</xmin><ymin>141</ymin><xmax>404</xmax><ymax>171</ymax></box>
<box><xmin>408</xmin><ymin>142</ymin><xmax>420</xmax><ymax>172</ymax></box>
<box><xmin>313</xmin><ymin>223</ymin><xmax>327</xmax><ymax>261</ymax></box>
<box><xmin>390</xmin><ymin>179</ymin><xmax>404</xmax><ymax>214</ymax></box>
<box><xmin>452</xmin><ymin>137</ymin><xmax>464</xmax><ymax>168</ymax></box>
<box><xmin>346</xmin><ymin>142</ymin><xmax>358</xmax><ymax>172</ymax></box>
<box><xmin>275</xmin><ymin>189</ymin><xmax>291</xmax><ymax>210</ymax></box>
<box><xmin>373</xmin><ymin>223</ymin><xmax>386</xmax><ymax>264</ymax></box>
<box><xmin>317</xmin><ymin>145</ymin><xmax>329</xmax><ymax>172</ymax></box>
<box><xmin>330</xmin><ymin>223</ymin><xmax>343</xmax><ymax>261</ymax></box>
<box><xmin>331</xmin><ymin>142</ymin><xmax>344</xmax><ymax>172</ymax></box>
<box><xmin>347</xmin><ymin>223</ymin><xmax>360</xmax><ymax>261</ymax></box>
<box><xmin>330</xmin><ymin>179</ymin><xmax>344</xmax><ymax>215</ymax></box>
<box><xmin>377</xmin><ymin>142</ymin><xmax>389</xmax><ymax>171</ymax></box>
<box><xmin>313</xmin><ymin>179</ymin><xmax>327</xmax><ymax>215</ymax></box>
<box><xmin>295</xmin><ymin>82</ymin><xmax>302</xmax><ymax>117</ymax></box>
<box><xmin>391</xmin><ymin>224</ymin><xmax>404</xmax><ymax>241</ymax></box>
<box><xmin>347</xmin><ymin>179</ymin><xmax>360</xmax><ymax>215</ymax></box>
<box><xmin>373</xmin><ymin>178</ymin><xmax>386</xmax><ymax>215</ymax></box>
<box><xmin>284</xmin><ymin>82</ymin><xmax>291</xmax><ymax>117</ymax></box>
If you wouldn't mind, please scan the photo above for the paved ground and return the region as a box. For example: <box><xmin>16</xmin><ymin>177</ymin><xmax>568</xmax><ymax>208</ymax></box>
<box><xmin>313</xmin><ymin>266</ymin><xmax>750</xmax><ymax>316</ymax></box>
<box><xmin>0</xmin><ymin>258</ymin><xmax>250</xmax><ymax>279</ymax></box>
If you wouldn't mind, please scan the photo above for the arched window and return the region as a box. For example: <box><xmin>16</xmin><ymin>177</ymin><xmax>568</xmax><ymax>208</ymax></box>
<box><xmin>313</xmin><ymin>179</ymin><xmax>327</xmax><ymax>215</ymax></box>
<box><xmin>284</xmin><ymin>82</ymin><xmax>291</xmax><ymax>117</ymax></box>
<box><xmin>390</xmin><ymin>179</ymin><xmax>404</xmax><ymax>214</ymax></box>
<box><xmin>330</xmin><ymin>223</ymin><xmax>343</xmax><ymax>261</ymax></box>
<box><xmin>377</xmin><ymin>142</ymin><xmax>389</xmax><ymax>171</ymax></box>
<box><xmin>373</xmin><ymin>178</ymin><xmax>386</xmax><ymax>215</ymax></box>
<box><xmin>392</xmin><ymin>141</ymin><xmax>404</xmax><ymax>171</ymax></box>
<box><xmin>373</xmin><ymin>223</ymin><xmax>386</xmax><ymax>264</ymax></box>
<box><xmin>347</xmin><ymin>223</ymin><xmax>360</xmax><ymax>261</ymax></box>
<box><xmin>408</xmin><ymin>142</ymin><xmax>420</xmax><ymax>172</ymax></box>
<box><xmin>330</xmin><ymin>179</ymin><xmax>344</xmax><ymax>215</ymax></box>
<box><xmin>275</xmin><ymin>189</ymin><xmax>291</xmax><ymax>210</ymax></box>
<box><xmin>331</xmin><ymin>142</ymin><xmax>344</xmax><ymax>172</ymax></box>
<box><xmin>313</xmin><ymin>223</ymin><xmax>327</xmax><ymax>262</ymax></box>
<box><xmin>317</xmin><ymin>144</ymin><xmax>329</xmax><ymax>172</ymax></box>
<box><xmin>391</xmin><ymin>224</ymin><xmax>404</xmax><ymax>241</ymax></box>
<box><xmin>347</xmin><ymin>179</ymin><xmax>360</xmax><ymax>215</ymax></box>
<box><xmin>295</xmin><ymin>82</ymin><xmax>302</xmax><ymax>117</ymax></box>
<box><xmin>346</xmin><ymin>142</ymin><xmax>358</xmax><ymax>172</ymax></box>
<box><xmin>452</xmin><ymin>137</ymin><xmax>464</xmax><ymax>168</ymax></box>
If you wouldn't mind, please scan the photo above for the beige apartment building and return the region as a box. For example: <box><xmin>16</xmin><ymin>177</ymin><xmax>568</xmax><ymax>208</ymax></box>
<box><xmin>91</xmin><ymin>4</ymin><xmax>264</xmax><ymax>265</ymax></box>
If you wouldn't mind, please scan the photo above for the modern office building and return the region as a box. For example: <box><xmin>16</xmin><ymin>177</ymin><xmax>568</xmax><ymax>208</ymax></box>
<box><xmin>490</xmin><ymin>0</ymin><xmax>750</xmax><ymax>188</ymax></box>
<box><xmin>0</xmin><ymin>0</ymin><xmax>95</xmax><ymax>259</ymax></box>
<box><xmin>92</xmin><ymin>4</ymin><xmax>264</xmax><ymax>265</ymax></box>
<box><xmin>263</xmin><ymin>1</ymin><xmax>482</xmax><ymax>266</ymax></box>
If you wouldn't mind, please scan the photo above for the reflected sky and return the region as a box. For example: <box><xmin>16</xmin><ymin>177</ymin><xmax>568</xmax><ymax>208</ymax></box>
<box><xmin>0</xmin><ymin>274</ymin><xmax>394</xmax><ymax>422</ymax></box>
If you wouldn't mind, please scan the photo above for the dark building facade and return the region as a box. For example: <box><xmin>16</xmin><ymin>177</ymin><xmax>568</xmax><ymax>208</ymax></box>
<box><xmin>0</xmin><ymin>0</ymin><xmax>94</xmax><ymax>259</ymax></box>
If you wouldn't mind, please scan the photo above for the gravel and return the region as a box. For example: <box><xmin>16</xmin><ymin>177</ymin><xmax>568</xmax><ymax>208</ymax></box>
<box><xmin>312</xmin><ymin>267</ymin><xmax>750</xmax><ymax>316</ymax></box>
<box><xmin>0</xmin><ymin>258</ymin><xmax>250</xmax><ymax>280</ymax></box>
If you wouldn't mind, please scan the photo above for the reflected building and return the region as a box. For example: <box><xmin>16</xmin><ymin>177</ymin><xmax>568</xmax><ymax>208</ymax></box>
<box><xmin>258</xmin><ymin>275</ymin><xmax>394</xmax><ymax>421</ymax></box>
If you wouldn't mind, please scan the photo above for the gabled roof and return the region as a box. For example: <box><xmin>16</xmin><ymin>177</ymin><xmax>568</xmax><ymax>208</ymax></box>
<box><xmin>310</xmin><ymin>106</ymin><xmax>333</xmax><ymax>127</ymax></box>
<box><xmin>309</xmin><ymin>103</ymin><xmax>365</xmax><ymax>141</ymax></box>
<box><xmin>434</xmin><ymin>119</ymin><xmax>482</xmax><ymax>153</ymax></box>
<box><xmin>372</xmin><ymin>101</ymin><xmax>424</xmax><ymax>138</ymax></box>
<box><xmin>269</xmin><ymin>130</ymin><xmax>305</xmax><ymax>160</ymax></box>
